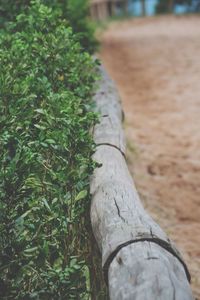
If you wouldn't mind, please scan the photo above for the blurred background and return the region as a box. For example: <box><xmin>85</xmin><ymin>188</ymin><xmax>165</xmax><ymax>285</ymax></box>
<box><xmin>129</xmin><ymin>0</ymin><xmax>200</xmax><ymax>16</ymax></box>
<box><xmin>90</xmin><ymin>0</ymin><xmax>200</xmax><ymax>19</ymax></box>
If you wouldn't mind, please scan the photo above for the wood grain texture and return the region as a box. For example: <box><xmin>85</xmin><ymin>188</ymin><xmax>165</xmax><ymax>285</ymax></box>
<box><xmin>90</xmin><ymin>65</ymin><xmax>194</xmax><ymax>299</ymax></box>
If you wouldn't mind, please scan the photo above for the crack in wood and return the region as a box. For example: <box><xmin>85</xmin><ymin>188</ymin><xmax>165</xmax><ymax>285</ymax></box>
<box><xmin>146</xmin><ymin>257</ymin><xmax>159</xmax><ymax>260</ymax></box>
<box><xmin>114</xmin><ymin>198</ymin><xmax>126</xmax><ymax>223</ymax></box>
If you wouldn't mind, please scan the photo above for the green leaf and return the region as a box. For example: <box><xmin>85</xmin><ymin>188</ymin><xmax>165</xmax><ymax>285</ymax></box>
<box><xmin>19</xmin><ymin>209</ymin><xmax>32</xmax><ymax>219</ymax></box>
<box><xmin>75</xmin><ymin>190</ymin><xmax>87</xmax><ymax>202</ymax></box>
<box><xmin>42</xmin><ymin>198</ymin><xmax>51</xmax><ymax>212</ymax></box>
<box><xmin>34</xmin><ymin>108</ymin><xmax>46</xmax><ymax>115</ymax></box>
<box><xmin>45</xmin><ymin>139</ymin><xmax>56</xmax><ymax>144</ymax></box>
<box><xmin>24</xmin><ymin>246</ymin><xmax>38</xmax><ymax>253</ymax></box>
<box><xmin>34</xmin><ymin>124</ymin><xmax>46</xmax><ymax>130</ymax></box>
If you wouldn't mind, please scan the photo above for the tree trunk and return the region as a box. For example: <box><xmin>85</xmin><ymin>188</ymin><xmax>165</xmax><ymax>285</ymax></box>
<box><xmin>168</xmin><ymin>0</ymin><xmax>174</xmax><ymax>13</ymax></box>
<box><xmin>141</xmin><ymin>0</ymin><xmax>146</xmax><ymax>16</ymax></box>
<box><xmin>122</xmin><ymin>0</ymin><xmax>128</xmax><ymax>14</ymax></box>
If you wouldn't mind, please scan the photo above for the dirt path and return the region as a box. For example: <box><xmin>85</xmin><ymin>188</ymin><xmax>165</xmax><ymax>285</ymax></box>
<box><xmin>99</xmin><ymin>16</ymin><xmax>200</xmax><ymax>299</ymax></box>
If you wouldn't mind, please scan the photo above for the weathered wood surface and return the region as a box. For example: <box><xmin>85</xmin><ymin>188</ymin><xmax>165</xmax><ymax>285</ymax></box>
<box><xmin>92</xmin><ymin>66</ymin><xmax>125</xmax><ymax>153</ymax></box>
<box><xmin>109</xmin><ymin>242</ymin><xmax>193</xmax><ymax>300</ymax></box>
<box><xmin>92</xmin><ymin>69</ymin><xmax>122</xmax><ymax>121</ymax></box>
<box><xmin>93</xmin><ymin>115</ymin><xmax>126</xmax><ymax>154</ymax></box>
<box><xmin>90</xmin><ymin>65</ymin><xmax>194</xmax><ymax>299</ymax></box>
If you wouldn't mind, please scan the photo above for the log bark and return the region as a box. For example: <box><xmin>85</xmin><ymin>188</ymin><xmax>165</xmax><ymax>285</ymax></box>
<box><xmin>90</xmin><ymin>65</ymin><xmax>194</xmax><ymax>299</ymax></box>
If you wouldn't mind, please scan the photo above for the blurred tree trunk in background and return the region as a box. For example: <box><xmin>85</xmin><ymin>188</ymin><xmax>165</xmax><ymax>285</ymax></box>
<box><xmin>156</xmin><ymin>0</ymin><xmax>174</xmax><ymax>13</ymax></box>
<box><xmin>123</xmin><ymin>0</ymin><xmax>129</xmax><ymax>14</ymax></box>
<box><xmin>168</xmin><ymin>0</ymin><xmax>174</xmax><ymax>12</ymax></box>
<box><xmin>141</xmin><ymin>0</ymin><xmax>146</xmax><ymax>16</ymax></box>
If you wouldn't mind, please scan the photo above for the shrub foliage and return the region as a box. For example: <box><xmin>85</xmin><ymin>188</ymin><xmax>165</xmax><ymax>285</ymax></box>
<box><xmin>0</xmin><ymin>2</ymin><xmax>98</xmax><ymax>299</ymax></box>
<box><xmin>0</xmin><ymin>0</ymin><xmax>97</xmax><ymax>53</ymax></box>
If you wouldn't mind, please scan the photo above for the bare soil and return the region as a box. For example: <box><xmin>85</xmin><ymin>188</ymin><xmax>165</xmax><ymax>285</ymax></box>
<box><xmin>99</xmin><ymin>15</ymin><xmax>200</xmax><ymax>299</ymax></box>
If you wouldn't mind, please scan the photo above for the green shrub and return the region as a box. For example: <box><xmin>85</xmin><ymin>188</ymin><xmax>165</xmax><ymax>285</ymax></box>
<box><xmin>0</xmin><ymin>0</ymin><xmax>97</xmax><ymax>53</ymax></box>
<box><xmin>0</xmin><ymin>2</ymin><xmax>98</xmax><ymax>299</ymax></box>
<box><xmin>64</xmin><ymin>0</ymin><xmax>98</xmax><ymax>53</ymax></box>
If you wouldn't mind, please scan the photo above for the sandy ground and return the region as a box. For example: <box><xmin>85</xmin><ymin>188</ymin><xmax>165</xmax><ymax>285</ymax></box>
<box><xmin>99</xmin><ymin>15</ymin><xmax>200</xmax><ymax>299</ymax></box>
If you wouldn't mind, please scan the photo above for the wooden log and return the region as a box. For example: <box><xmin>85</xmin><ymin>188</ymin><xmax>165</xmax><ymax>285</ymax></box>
<box><xmin>92</xmin><ymin>67</ymin><xmax>123</xmax><ymax>121</ymax></box>
<box><xmin>90</xmin><ymin>65</ymin><xmax>194</xmax><ymax>299</ymax></box>
<box><xmin>109</xmin><ymin>242</ymin><xmax>193</xmax><ymax>300</ymax></box>
<box><xmin>93</xmin><ymin>115</ymin><xmax>126</xmax><ymax>155</ymax></box>
<box><xmin>91</xmin><ymin>145</ymin><xmax>190</xmax><ymax>280</ymax></box>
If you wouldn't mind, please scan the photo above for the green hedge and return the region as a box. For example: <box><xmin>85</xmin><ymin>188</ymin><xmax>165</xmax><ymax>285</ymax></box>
<box><xmin>0</xmin><ymin>2</ymin><xmax>98</xmax><ymax>299</ymax></box>
<box><xmin>0</xmin><ymin>0</ymin><xmax>97</xmax><ymax>53</ymax></box>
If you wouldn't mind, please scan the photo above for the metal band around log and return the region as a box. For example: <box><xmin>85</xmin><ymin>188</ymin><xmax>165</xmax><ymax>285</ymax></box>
<box><xmin>90</xmin><ymin>65</ymin><xmax>194</xmax><ymax>299</ymax></box>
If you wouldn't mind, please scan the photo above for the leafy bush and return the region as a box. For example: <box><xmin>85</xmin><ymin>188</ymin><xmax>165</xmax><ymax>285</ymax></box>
<box><xmin>0</xmin><ymin>0</ymin><xmax>97</xmax><ymax>53</ymax></box>
<box><xmin>0</xmin><ymin>2</ymin><xmax>98</xmax><ymax>299</ymax></box>
<box><xmin>63</xmin><ymin>0</ymin><xmax>98</xmax><ymax>53</ymax></box>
